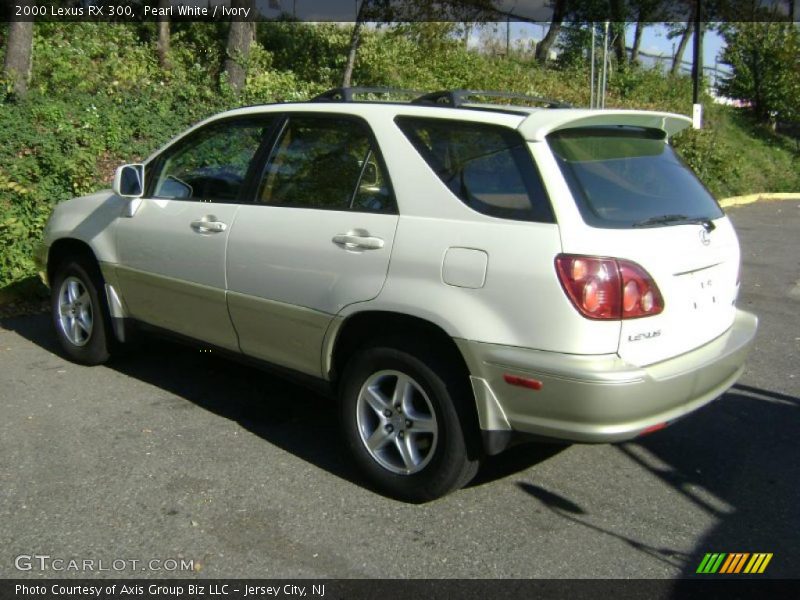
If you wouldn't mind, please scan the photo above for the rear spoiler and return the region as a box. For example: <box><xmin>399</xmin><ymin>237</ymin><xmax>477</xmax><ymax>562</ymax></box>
<box><xmin>518</xmin><ymin>109</ymin><xmax>692</xmax><ymax>142</ymax></box>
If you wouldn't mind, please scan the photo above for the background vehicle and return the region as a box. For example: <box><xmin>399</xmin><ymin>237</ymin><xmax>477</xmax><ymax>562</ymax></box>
<box><xmin>37</xmin><ymin>88</ymin><xmax>758</xmax><ymax>502</ymax></box>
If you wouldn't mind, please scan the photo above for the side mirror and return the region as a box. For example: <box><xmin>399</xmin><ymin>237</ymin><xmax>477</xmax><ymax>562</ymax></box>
<box><xmin>113</xmin><ymin>164</ymin><xmax>144</xmax><ymax>198</ymax></box>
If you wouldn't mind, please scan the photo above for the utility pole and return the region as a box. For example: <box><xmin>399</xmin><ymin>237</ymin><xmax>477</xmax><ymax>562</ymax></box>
<box><xmin>506</xmin><ymin>15</ymin><xmax>511</xmax><ymax>57</ymax></box>
<box><xmin>590</xmin><ymin>23</ymin><xmax>596</xmax><ymax>108</ymax></box>
<box><xmin>601</xmin><ymin>21</ymin><xmax>609</xmax><ymax>109</ymax></box>
<box><xmin>691</xmin><ymin>0</ymin><xmax>704</xmax><ymax>128</ymax></box>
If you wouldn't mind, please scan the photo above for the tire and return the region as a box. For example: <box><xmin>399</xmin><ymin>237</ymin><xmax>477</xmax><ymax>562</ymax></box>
<box><xmin>50</xmin><ymin>257</ymin><xmax>113</xmax><ymax>365</ymax></box>
<box><xmin>339</xmin><ymin>338</ymin><xmax>480</xmax><ymax>502</ymax></box>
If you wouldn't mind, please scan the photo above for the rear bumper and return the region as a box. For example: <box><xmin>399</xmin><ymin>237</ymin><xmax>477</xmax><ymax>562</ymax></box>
<box><xmin>456</xmin><ymin>309</ymin><xmax>758</xmax><ymax>448</ymax></box>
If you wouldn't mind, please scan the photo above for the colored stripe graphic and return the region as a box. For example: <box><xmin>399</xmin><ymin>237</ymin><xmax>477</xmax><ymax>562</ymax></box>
<box><xmin>719</xmin><ymin>554</ymin><xmax>735</xmax><ymax>573</ymax></box>
<box><xmin>744</xmin><ymin>553</ymin><xmax>774</xmax><ymax>574</ymax></box>
<box><xmin>698</xmin><ymin>552</ymin><xmax>773</xmax><ymax>574</ymax></box>
<box><xmin>720</xmin><ymin>553</ymin><xmax>750</xmax><ymax>573</ymax></box>
<box><xmin>733</xmin><ymin>553</ymin><xmax>750</xmax><ymax>573</ymax></box>
<box><xmin>697</xmin><ymin>553</ymin><xmax>727</xmax><ymax>574</ymax></box>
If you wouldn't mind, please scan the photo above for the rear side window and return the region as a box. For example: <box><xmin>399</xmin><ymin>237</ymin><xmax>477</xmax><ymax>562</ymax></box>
<box><xmin>548</xmin><ymin>127</ymin><xmax>723</xmax><ymax>229</ymax></box>
<box><xmin>395</xmin><ymin>117</ymin><xmax>554</xmax><ymax>223</ymax></box>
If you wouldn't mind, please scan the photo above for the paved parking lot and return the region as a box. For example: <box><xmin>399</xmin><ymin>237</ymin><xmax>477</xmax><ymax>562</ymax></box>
<box><xmin>1</xmin><ymin>200</ymin><xmax>798</xmax><ymax>579</ymax></box>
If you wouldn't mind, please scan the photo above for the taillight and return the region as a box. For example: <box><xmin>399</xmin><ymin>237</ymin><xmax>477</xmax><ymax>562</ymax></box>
<box><xmin>555</xmin><ymin>254</ymin><xmax>664</xmax><ymax>320</ymax></box>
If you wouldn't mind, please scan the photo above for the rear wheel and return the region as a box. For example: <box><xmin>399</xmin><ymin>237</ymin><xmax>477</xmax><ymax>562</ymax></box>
<box><xmin>51</xmin><ymin>257</ymin><xmax>112</xmax><ymax>365</ymax></box>
<box><xmin>340</xmin><ymin>339</ymin><xmax>480</xmax><ymax>502</ymax></box>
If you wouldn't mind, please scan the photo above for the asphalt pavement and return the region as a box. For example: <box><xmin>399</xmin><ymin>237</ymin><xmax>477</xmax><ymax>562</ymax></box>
<box><xmin>1</xmin><ymin>199</ymin><xmax>798</xmax><ymax>580</ymax></box>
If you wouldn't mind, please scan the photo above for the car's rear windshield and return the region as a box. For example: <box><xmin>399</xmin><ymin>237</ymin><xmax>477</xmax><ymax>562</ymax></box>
<box><xmin>548</xmin><ymin>126</ymin><xmax>723</xmax><ymax>229</ymax></box>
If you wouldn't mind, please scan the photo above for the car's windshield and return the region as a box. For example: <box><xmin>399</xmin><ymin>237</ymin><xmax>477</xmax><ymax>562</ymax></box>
<box><xmin>548</xmin><ymin>126</ymin><xmax>723</xmax><ymax>229</ymax></box>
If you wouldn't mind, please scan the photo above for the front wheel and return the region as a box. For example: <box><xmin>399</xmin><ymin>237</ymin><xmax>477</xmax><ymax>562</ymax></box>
<box><xmin>51</xmin><ymin>258</ymin><xmax>113</xmax><ymax>365</ymax></box>
<box><xmin>340</xmin><ymin>340</ymin><xmax>480</xmax><ymax>502</ymax></box>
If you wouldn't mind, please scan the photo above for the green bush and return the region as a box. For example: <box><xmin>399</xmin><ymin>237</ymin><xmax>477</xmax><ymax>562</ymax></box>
<box><xmin>1</xmin><ymin>22</ymin><xmax>798</xmax><ymax>294</ymax></box>
<box><xmin>0</xmin><ymin>24</ymin><xmax>235</xmax><ymax>288</ymax></box>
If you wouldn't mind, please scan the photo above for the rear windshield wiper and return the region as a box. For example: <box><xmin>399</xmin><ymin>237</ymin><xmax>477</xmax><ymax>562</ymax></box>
<box><xmin>633</xmin><ymin>214</ymin><xmax>716</xmax><ymax>231</ymax></box>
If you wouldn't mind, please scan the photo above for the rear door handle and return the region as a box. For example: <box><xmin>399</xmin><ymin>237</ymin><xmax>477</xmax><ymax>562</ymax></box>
<box><xmin>190</xmin><ymin>217</ymin><xmax>227</xmax><ymax>234</ymax></box>
<box><xmin>332</xmin><ymin>232</ymin><xmax>384</xmax><ymax>250</ymax></box>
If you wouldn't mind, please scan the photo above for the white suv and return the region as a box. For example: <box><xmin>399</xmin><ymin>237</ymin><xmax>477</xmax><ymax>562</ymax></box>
<box><xmin>37</xmin><ymin>88</ymin><xmax>758</xmax><ymax>501</ymax></box>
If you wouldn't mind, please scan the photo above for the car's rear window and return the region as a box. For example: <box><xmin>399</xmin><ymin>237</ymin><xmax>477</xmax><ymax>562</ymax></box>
<box><xmin>548</xmin><ymin>126</ymin><xmax>723</xmax><ymax>229</ymax></box>
<box><xmin>395</xmin><ymin>117</ymin><xmax>554</xmax><ymax>223</ymax></box>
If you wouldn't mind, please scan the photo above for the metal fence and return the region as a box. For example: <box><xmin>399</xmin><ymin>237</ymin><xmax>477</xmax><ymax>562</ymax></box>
<box><xmin>631</xmin><ymin>48</ymin><xmax>731</xmax><ymax>91</ymax></box>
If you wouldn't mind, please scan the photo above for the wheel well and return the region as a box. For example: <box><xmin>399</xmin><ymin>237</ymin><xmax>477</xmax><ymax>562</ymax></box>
<box><xmin>47</xmin><ymin>238</ymin><xmax>99</xmax><ymax>284</ymax></box>
<box><xmin>330</xmin><ymin>311</ymin><xmax>470</xmax><ymax>386</ymax></box>
<box><xmin>331</xmin><ymin>310</ymin><xmax>483</xmax><ymax>461</ymax></box>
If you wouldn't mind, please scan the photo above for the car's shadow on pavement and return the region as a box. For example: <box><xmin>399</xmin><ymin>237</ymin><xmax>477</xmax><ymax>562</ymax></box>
<box><xmin>2</xmin><ymin>313</ymin><xmax>562</xmax><ymax>498</ymax></box>
<box><xmin>637</xmin><ymin>384</ymin><xmax>800</xmax><ymax>582</ymax></box>
<box><xmin>512</xmin><ymin>381</ymin><xmax>800</xmax><ymax>581</ymax></box>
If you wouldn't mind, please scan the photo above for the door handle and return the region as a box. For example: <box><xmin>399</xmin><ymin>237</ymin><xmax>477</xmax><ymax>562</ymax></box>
<box><xmin>190</xmin><ymin>217</ymin><xmax>227</xmax><ymax>234</ymax></box>
<box><xmin>332</xmin><ymin>232</ymin><xmax>384</xmax><ymax>250</ymax></box>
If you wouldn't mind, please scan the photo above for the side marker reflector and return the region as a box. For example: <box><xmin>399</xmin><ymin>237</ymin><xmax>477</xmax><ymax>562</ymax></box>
<box><xmin>503</xmin><ymin>374</ymin><xmax>543</xmax><ymax>391</ymax></box>
<box><xmin>639</xmin><ymin>422</ymin><xmax>669</xmax><ymax>436</ymax></box>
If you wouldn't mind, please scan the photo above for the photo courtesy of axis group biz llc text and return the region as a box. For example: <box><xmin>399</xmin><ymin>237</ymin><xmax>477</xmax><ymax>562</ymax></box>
<box><xmin>14</xmin><ymin>583</ymin><xmax>327</xmax><ymax>597</ymax></box>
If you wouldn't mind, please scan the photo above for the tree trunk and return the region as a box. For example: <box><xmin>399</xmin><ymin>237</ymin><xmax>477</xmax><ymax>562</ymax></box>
<box><xmin>223</xmin><ymin>0</ymin><xmax>256</xmax><ymax>93</ymax></box>
<box><xmin>342</xmin><ymin>19</ymin><xmax>363</xmax><ymax>88</ymax></box>
<box><xmin>613</xmin><ymin>24</ymin><xmax>627</xmax><ymax>65</ymax></box>
<box><xmin>3</xmin><ymin>18</ymin><xmax>34</xmax><ymax>98</ymax></box>
<box><xmin>671</xmin><ymin>21</ymin><xmax>694</xmax><ymax>76</ymax></box>
<box><xmin>535</xmin><ymin>0</ymin><xmax>568</xmax><ymax>64</ymax></box>
<box><xmin>630</xmin><ymin>20</ymin><xmax>644</xmax><ymax>64</ymax></box>
<box><xmin>156</xmin><ymin>0</ymin><xmax>171</xmax><ymax>70</ymax></box>
<box><xmin>609</xmin><ymin>0</ymin><xmax>627</xmax><ymax>65</ymax></box>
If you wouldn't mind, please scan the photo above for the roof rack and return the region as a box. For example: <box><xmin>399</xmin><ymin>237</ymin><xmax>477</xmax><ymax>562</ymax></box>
<box><xmin>412</xmin><ymin>90</ymin><xmax>571</xmax><ymax>109</ymax></box>
<box><xmin>311</xmin><ymin>87</ymin><xmax>424</xmax><ymax>103</ymax></box>
<box><xmin>309</xmin><ymin>87</ymin><xmax>571</xmax><ymax>111</ymax></box>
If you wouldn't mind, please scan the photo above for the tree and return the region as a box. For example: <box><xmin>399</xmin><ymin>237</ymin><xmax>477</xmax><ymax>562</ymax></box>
<box><xmin>719</xmin><ymin>22</ymin><xmax>800</xmax><ymax>123</ymax></box>
<box><xmin>630</xmin><ymin>21</ymin><xmax>645</xmax><ymax>64</ymax></box>
<box><xmin>629</xmin><ymin>0</ymin><xmax>668</xmax><ymax>64</ymax></box>
<box><xmin>609</xmin><ymin>0</ymin><xmax>628</xmax><ymax>65</ymax></box>
<box><xmin>156</xmin><ymin>0</ymin><xmax>171</xmax><ymax>70</ymax></box>
<box><xmin>342</xmin><ymin>1</ymin><xmax>367</xmax><ymax>87</ymax></box>
<box><xmin>551</xmin><ymin>0</ymin><xmax>629</xmax><ymax>68</ymax></box>
<box><xmin>340</xmin><ymin>0</ymin><xmax>493</xmax><ymax>87</ymax></box>
<box><xmin>3</xmin><ymin>6</ymin><xmax>34</xmax><ymax>98</ymax></box>
<box><xmin>223</xmin><ymin>0</ymin><xmax>256</xmax><ymax>93</ymax></box>
<box><xmin>669</xmin><ymin>21</ymin><xmax>694</xmax><ymax>76</ymax></box>
<box><xmin>535</xmin><ymin>0</ymin><xmax>568</xmax><ymax>64</ymax></box>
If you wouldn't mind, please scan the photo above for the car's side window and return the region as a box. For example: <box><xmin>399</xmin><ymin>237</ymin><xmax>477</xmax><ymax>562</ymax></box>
<box><xmin>257</xmin><ymin>115</ymin><xmax>396</xmax><ymax>213</ymax></box>
<box><xmin>395</xmin><ymin>117</ymin><xmax>555</xmax><ymax>223</ymax></box>
<box><xmin>151</xmin><ymin>119</ymin><xmax>273</xmax><ymax>203</ymax></box>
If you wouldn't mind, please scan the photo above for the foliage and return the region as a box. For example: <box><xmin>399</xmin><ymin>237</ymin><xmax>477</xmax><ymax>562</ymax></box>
<box><xmin>1</xmin><ymin>21</ymin><xmax>799</xmax><ymax>293</ymax></box>
<box><xmin>258</xmin><ymin>21</ymin><xmax>351</xmax><ymax>88</ymax></box>
<box><xmin>0</xmin><ymin>24</ymin><xmax>233</xmax><ymax>287</ymax></box>
<box><xmin>719</xmin><ymin>22</ymin><xmax>800</xmax><ymax>123</ymax></box>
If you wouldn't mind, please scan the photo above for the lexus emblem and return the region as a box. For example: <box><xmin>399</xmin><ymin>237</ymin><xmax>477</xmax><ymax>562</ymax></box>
<box><xmin>700</xmin><ymin>228</ymin><xmax>711</xmax><ymax>246</ymax></box>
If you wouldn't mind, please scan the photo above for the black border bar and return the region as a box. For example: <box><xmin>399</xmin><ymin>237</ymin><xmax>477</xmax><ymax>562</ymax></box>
<box><xmin>2</xmin><ymin>0</ymin><xmax>799</xmax><ymax>23</ymax></box>
<box><xmin>2</xmin><ymin>579</ymin><xmax>800</xmax><ymax>600</ymax></box>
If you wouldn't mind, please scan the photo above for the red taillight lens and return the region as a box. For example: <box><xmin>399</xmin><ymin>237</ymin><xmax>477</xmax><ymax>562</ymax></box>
<box><xmin>617</xmin><ymin>260</ymin><xmax>663</xmax><ymax>318</ymax></box>
<box><xmin>555</xmin><ymin>255</ymin><xmax>621</xmax><ymax>319</ymax></box>
<box><xmin>555</xmin><ymin>254</ymin><xmax>664</xmax><ymax>320</ymax></box>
